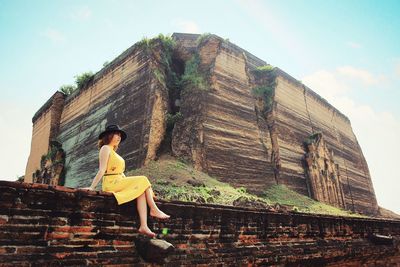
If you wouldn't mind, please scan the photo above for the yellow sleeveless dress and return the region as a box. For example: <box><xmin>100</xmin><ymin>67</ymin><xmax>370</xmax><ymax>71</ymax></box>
<box><xmin>102</xmin><ymin>145</ymin><xmax>151</xmax><ymax>205</ymax></box>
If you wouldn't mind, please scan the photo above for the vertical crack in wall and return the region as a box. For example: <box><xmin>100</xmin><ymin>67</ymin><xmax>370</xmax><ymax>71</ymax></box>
<box><xmin>155</xmin><ymin>53</ymin><xmax>185</xmax><ymax>158</ymax></box>
<box><xmin>243</xmin><ymin>52</ymin><xmax>270</xmax><ymax>170</ymax></box>
<box><xmin>250</xmin><ymin>66</ymin><xmax>280</xmax><ymax>184</ymax></box>
<box><xmin>265</xmin><ymin>92</ymin><xmax>281</xmax><ymax>185</ymax></box>
<box><xmin>303</xmin><ymin>85</ymin><xmax>315</xmax><ymax>134</ymax></box>
<box><xmin>141</xmin><ymin>35</ymin><xmax>201</xmax><ymax>163</ymax></box>
<box><xmin>170</xmin><ymin>34</ymin><xmax>220</xmax><ymax>171</ymax></box>
<box><xmin>302</xmin><ymin>85</ymin><xmax>316</xmax><ymax>198</ymax></box>
<box><xmin>138</xmin><ymin>37</ymin><xmax>184</xmax><ymax>164</ymax></box>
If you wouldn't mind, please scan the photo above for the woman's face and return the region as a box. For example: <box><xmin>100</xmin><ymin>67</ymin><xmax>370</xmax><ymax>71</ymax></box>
<box><xmin>110</xmin><ymin>132</ymin><xmax>122</xmax><ymax>146</ymax></box>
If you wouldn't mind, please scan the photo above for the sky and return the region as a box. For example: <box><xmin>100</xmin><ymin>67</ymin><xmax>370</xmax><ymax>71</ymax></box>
<box><xmin>0</xmin><ymin>0</ymin><xmax>399</xmax><ymax>214</ymax></box>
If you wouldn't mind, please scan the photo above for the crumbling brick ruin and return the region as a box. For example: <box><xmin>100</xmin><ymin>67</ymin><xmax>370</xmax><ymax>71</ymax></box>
<box><xmin>25</xmin><ymin>32</ymin><xmax>379</xmax><ymax>216</ymax></box>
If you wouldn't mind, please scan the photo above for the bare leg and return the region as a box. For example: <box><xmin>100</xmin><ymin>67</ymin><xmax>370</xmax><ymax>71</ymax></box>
<box><xmin>145</xmin><ymin>186</ymin><xmax>170</xmax><ymax>219</ymax></box>
<box><xmin>136</xmin><ymin>192</ymin><xmax>156</xmax><ymax>238</ymax></box>
<box><xmin>145</xmin><ymin>186</ymin><xmax>158</xmax><ymax>210</ymax></box>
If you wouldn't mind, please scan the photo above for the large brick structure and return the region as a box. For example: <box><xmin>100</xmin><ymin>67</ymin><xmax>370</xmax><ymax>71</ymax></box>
<box><xmin>25</xmin><ymin>32</ymin><xmax>379</xmax><ymax>216</ymax></box>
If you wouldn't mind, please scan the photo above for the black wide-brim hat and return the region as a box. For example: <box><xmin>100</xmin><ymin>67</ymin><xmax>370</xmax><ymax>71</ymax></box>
<box><xmin>98</xmin><ymin>124</ymin><xmax>127</xmax><ymax>142</ymax></box>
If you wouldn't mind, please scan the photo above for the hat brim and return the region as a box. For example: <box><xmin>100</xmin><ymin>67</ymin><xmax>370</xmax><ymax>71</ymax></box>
<box><xmin>98</xmin><ymin>130</ymin><xmax>127</xmax><ymax>142</ymax></box>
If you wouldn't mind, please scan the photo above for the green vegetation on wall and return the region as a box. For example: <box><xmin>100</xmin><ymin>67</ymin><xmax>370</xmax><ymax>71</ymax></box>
<box><xmin>138</xmin><ymin>34</ymin><xmax>182</xmax><ymax>94</ymax></box>
<box><xmin>251</xmin><ymin>64</ymin><xmax>277</xmax><ymax>115</ymax></box>
<box><xmin>180</xmin><ymin>53</ymin><xmax>209</xmax><ymax>92</ymax></box>
<box><xmin>125</xmin><ymin>156</ymin><xmax>368</xmax><ymax>218</ymax></box>
<box><xmin>138</xmin><ymin>34</ymin><xmax>176</xmax><ymax>59</ymax></box>
<box><xmin>194</xmin><ymin>32</ymin><xmax>230</xmax><ymax>46</ymax></box>
<box><xmin>153</xmin><ymin>69</ymin><xmax>166</xmax><ymax>87</ymax></box>
<box><xmin>58</xmin><ymin>71</ymin><xmax>95</xmax><ymax>96</ymax></box>
<box><xmin>34</xmin><ymin>140</ymin><xmax>66</xmax><ymax>186</ymax></box>
<box><xmin>262</xmin><ymin>184</ymin><xmax>366</xmax><ymax>217</ymax></box>
<box><xmin>142</xmin><ymin>33</ymin><xmax>209</xmax><ymax>93</ymax></box>
<box><xmin>166</xmin><ymin>112</ymin><xmax>183</xmax><ymax>130</ymax></box>
<box><xmin>251</xmin><ymin>83</ymin><xmax>275</xmax><ymax>114</ymax></box>
<box><xmin>75</xmin><ymin>71</ymin><xmax>94</xmax><ymax>90</ymax></box>
<box><xmin>195</xmin><ymin>32</ymin><xmax>212</xmax><ymax>46</ymax></box>
<box><xmin>138</xmin><ymin>34</ymin><xmax>186</xmax><ymax>155</ymax></box>
<box><xmin>41</xmin><ymin>140</ymin><xmax>65</xmax><ymax>165</ymax></box>
<box><xmin>253</xmin><ymin>64</ymin><xmax>275</xmax><ymax>75</ymax></box>
<box><xmin>59</xmin><ymin>85</ymin><xmax>76</xmax><ymax>96</ymax></box>
<box><xmin>156</xmin><ymin>34</ymin><xmax>182</xmax><ymax>94</ymax></box>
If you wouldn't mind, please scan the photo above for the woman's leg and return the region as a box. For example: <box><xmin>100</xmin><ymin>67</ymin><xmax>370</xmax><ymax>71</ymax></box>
<box><xmin>136</xmin><ymin>192</ymin><xmax>148</xmax><ymax>226</ymax></box>
<box><xmin>144</xmin><ymin>186</ymin><xmax>157</xmax><ymax>210</ymax></box>
<box><xmin>145</xmin><ymin>186</ymin><xmax>170</xmax><ymax>219</ymax></box>
<box><xmin>136</xmin><ymin>192</ymin><xmax>156</xmax><ymax>237</ymax></box>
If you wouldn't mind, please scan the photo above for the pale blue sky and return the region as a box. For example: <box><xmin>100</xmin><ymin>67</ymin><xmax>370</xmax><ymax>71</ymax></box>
<box><xmin>1</xmin><ymin>0</ymin><xmax>399</xmax><ymax>213</ymax></box>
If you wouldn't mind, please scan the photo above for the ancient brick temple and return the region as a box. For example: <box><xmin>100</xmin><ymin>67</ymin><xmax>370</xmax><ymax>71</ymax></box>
<box><xmin>25</xmin><ymin>32</ymin><xmax>379</xmax><ymax>216</ymax></box>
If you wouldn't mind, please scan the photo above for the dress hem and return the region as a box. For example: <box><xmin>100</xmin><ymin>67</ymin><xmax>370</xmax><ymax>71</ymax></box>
<box><xmin>113</xmin><ymin>184</ymin><xmax>151</xmax><ymax>205</ymax></box>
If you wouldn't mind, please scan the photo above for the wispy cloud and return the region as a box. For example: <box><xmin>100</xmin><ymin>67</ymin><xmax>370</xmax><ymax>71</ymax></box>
<box><xmin>40</xmin><ymin>28</ymin><xmax>66</xmax><ymax>43</ymax></box>
<box><xmin>301</xmin><ymin>69</ymin><xmax>350</xmax><ymax>99</ymax></box>
<box><xmin>337</xmin><ymin>65</ymin><xmax>385</xmax><ymax>86</ymax></box>
<box><xmin>301</xmin><ymin>66</ymin><xmax>385</xmax><ymax>98</ymax></box>
<box><xmin>302</xmin><ymin>67</ymin><xmax>400</xmax><ymax>214</ymax></box>
<box><xmin>171</xmin><ymin>18</ymin><xmax>200</xmax><ymax>33</ymax></box>
<box><xmin>70</xmin><ymin>5</ymin><xmax>92</xmax><ymax>21</ymax></box>
<box><xmin>236</xmin><ymin>0</ymin><xmax>311</xmax><ymax>68</ymax></box>
<box><xmin>346</xmin><ymin>41</ymin><xmax>362</xmax><ymax>49</ymax></box>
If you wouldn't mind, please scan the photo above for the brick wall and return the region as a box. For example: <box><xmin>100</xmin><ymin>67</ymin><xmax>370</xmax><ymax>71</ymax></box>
<box><xmin>1</xmin><ymin>181</ymin><xmax>399</xmax><ymax>266</ymax></box>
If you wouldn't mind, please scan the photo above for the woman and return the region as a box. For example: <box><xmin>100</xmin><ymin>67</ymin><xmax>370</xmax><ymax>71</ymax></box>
<box><xmin>82</xmin><ymin>124</ymin><xmax>170</xmax><ymax>238</ymax></box>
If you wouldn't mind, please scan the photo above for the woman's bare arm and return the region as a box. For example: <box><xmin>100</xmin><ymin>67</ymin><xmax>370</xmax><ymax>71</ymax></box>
<box><xmin>82</xmin><ymin>146</ymin><xmax>110</xmax><ymax>190</ymax></box>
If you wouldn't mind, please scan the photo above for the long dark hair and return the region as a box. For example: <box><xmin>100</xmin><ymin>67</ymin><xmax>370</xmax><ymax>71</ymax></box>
<box><xmin>97</xmin><ymin>131</ymin><xmax>120</xmax><ymax>151</ymax></box>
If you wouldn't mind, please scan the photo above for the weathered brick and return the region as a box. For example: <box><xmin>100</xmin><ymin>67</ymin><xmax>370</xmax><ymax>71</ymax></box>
<box><xmin>1</xmin><ymin>162</ymin><xmax>400</xmax><ymax>266</ymax></box>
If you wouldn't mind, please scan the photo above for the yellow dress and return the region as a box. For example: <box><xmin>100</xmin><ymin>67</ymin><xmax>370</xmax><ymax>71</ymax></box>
<box><xmin>102</xmin><ymin>145</ymin><xmax>151</xmax><ymax>205</ymax></box>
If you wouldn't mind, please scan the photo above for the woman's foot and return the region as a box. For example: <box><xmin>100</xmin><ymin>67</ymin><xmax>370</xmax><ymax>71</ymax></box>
<box><xmin>138</xmin><ymin>225</ymin><xmax>156</xmax><ymax>238</ymax></box>
<box><xmin>150</xmin><ymin>207</ymin><xmax>171</xmax><ymax>220</ymax></box>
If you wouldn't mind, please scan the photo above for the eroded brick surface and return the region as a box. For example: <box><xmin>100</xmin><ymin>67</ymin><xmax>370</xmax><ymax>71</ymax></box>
<box><xmin>0</xmin><ymin>181</ymin><xmax>399</xmax><ymax>266</ymax></box>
